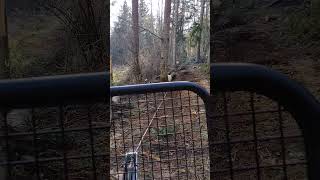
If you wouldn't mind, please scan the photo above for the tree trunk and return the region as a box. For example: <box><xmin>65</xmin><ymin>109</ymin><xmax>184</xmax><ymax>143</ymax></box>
<box><xmin>132</xmin><ymin>0</ymin><xmax>141</xmax><ymax>82</ymax></box>
<box><xmin>196</xmin><ymin>0</ymin><xmax>205</xmax><ymax>63</ymax></box>
<box><xmin>173</xmin><ymin>0</ymin><xmax>180</xmax><ymax>66</ymax></box>
<box><xmin>178</xmin><ymin>0</ymin><xmax>186</xmax><ymax>63</ymax></box>
<box><xmin>204</xmin><ymin>1</ymin><xmax>210</xmax><ymax>64</ymax></box>
<box><xmin>0</xmin><ymin>0</ymin><xmax>9</xmax><ymax>78</ymax></box>
<box><xmin>160</xmin><ymin>0</ymin><xmax>172</xmax><ymax>82</ymax></box>
<box><xmin>168</xmin><ymin>1</ymin><xmax>174</xmax><ymax>68</ymax></box>
<box><xmin>110</xmin><ymin>57</ymin><xmax>113</xmax><ymax>84</ymax></box>
<box><xmin>158</xmin><ymin>0</ymin><xmax>163</xmax><ymax>34</ymax></box>
<box><xmin>0</xmin><ymin>0</ymin><xmax>9</xmax><ymax>178</ymax></box>
<box><xmin>150</xmin><ymin>1</ymin><xmax>156</xmax><ymax>50</ymax></box>
<box><xmin>311</xmin><ymin>0</ymin><xmax>320</xmax><ymax>17</ymax></box>
<box><xmin>169</xmin><ymin>26</ymin><xmax>173</xmax><ymax>66</ymax></box>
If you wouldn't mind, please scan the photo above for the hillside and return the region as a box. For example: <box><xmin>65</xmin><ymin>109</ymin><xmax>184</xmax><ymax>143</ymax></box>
<box><xmin>212</xmin><ymin>0</ymin><xmax>320</xmax><ymax>100</ymax></box>
<box><xmin>8</xmin><ymin>13</ymin><xmax>65</xmax><ymax>78</ymax></box>
<box><xmin>210</xmin><ymin>1</ymin><xmax>317</xmax><ymax>179</ymax></box>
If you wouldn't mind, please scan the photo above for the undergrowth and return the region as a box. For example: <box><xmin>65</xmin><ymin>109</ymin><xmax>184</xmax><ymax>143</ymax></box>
<box><xmin>199</xmin><ymin>63</ymin><xmax>209</xmax><ymax>75</ymax></box>
<box><xmin>9</xmin><ymin>40</ymin><xmax>32</xmax><ymax>78</ymax></box>
<box><xmin>286</xmin><ymin>10</ymin><xmax>320</xmax><ymax>46</ymax></box>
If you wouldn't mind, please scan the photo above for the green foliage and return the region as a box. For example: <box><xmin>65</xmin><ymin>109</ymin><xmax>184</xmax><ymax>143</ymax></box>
<box><xmin>158</xmin><ymin>126</ymin><xmax>175</xmax><ymax>136</ymax></box>
<box><xmin>139</xmin><ymin>0</ymin><xmax>149</xmax><ymax>21</ymax></box>
<box><xmin>286</xmin><ymin>11</ymin><xmax>320</xmax><ymax>45</ymax></box>
<box><xmin>9</xmin><ymin>40</ymin><xmax>57</xmax><ymax>78</ymax></box>
<box><xmin>111</xmin><ymin>66</ymin><xmax>129</xmax><ymax>86</ymax></box>
<box><xmin>9</xmin><ymin>41</ymin><xmax>34</xmax><ymax>78</ymax></box>
<box><xmin>189</xmin><ymin>22</ymin><xmax>202</xmax><ymax>47</ymax></box>
<box><xmin>199</xmin><ymin>63</ymin><xmax>209</xmax><ymax>75</ymax></box>
<box><xmin>150</xmin><ymin>126</ymin><xmax>175</xmax><ymax>137</ymax></box>
<box><xmin>111</xmin><ymin>1</ymin><xmax>132</xmax><ymax>65</ymax></box>
<box><xmin>8</xmin><ymin>15</ymin><xmax>66</xmax><ymax>78</ymax></box>
<box><xmin>139</xmin><ymin>0</ymin><xmax>154</xmax><ymax>52</ymax></box>
<box><xmin>111</xmin><ymin>80</ymin><xmax>122</xmax><ymax>86</ymax></box>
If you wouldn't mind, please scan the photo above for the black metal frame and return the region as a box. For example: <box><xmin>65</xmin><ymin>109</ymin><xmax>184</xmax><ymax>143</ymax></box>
<box><xmin>211</xmin><ymin>63</ymin><xmax>320</xmax><ymax>180</ymax></box>
<box><xmin>111</xmin><ymin>81</ymin><xmax>210</xmax><ymax>101</ymax></box>
<box><xmin>0</xmin><ymin>72</ymin><xmax>110</xmax><ymax>180</ymax></box>
<box><xmin>111</xmin><ymin>63</ymin><xmax>320</xmax><ymax>179</ymax></box>
<box><xmin>0</xmin><ymin>63</ymin><xmax>319</xmax><ymax>179</ymax></box>
<box><xmin>111</xmin><ymin>81</ymin><xmax>211</xmax><ymax>180</ymax></box>
<box><xmin>0</xmin><ymin>72</ymin><xmax>109</xmax><ymax>108</ymax></box>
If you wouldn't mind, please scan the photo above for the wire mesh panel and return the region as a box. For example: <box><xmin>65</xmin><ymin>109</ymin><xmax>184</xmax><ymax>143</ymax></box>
<box><xmin>210</xmin><ymin>63</ymin><xmax>320</xmax><ymax>179</ymax></box>
<box><xmin>210</xmin><ymin>91</ymin><xmax>307</xmax><ymax>180</ymax></box>
<box><xmin>0</xmin><ymin>103</ymin><xmax>110</xmax><ymax>180</ymax></box>
<box><xmin>0</xmin><ymin>72</ymin><xmax>109</xmax><ymax>180</ymax></box>
<box><xmin>110</xmin><ymin>90</ymin><xmax>210</xmax><ymax>180</ymax></box>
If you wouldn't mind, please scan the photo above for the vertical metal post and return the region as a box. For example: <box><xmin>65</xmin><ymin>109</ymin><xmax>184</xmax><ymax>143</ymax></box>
<box><xmin>0</xmin><ymin>0</ymin><xmax>9</xmax><ymax>78</ymax></box>
<box><xmin>0</xmin><ymin>1</ymin><xmax>8</xmax><ymax>179</ymax></box>
<box><xmin>0</xmin><ymin>110</ymin><xmax>7</xmax><ymax>180</ymax></box>
<box><xmin>123</xmin><ymin>152</ymin><xmax>138</xmax><ymax>180</ymax></box>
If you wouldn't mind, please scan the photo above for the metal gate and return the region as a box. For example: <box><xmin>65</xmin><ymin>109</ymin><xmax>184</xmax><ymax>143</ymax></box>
<box><xmin>0</xmin><ymin>63</ymin><xmax>319</xmax><ymax>179</ymax></box>
<box><xmin>110</xmin><ymin>82</ymin><xmax>210</xmax><ymax>180</ymax></box>
<box><xmin>210</xmin><ymin>63</ymin><xmax>320</xmax><ymax>180</ymax></box>
<box><xmin>112</xmin><ymin>63</ymin><xmax>320</xmax><ymax>180</ymax></box>
<box><xmin>0</xmin><ymin>73</ymin><xmax>110</xmax><ymax>180</ymax></box>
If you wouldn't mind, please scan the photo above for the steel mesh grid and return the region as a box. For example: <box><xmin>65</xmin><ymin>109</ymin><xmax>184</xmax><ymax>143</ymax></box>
<box><xmin>211</xmin><ymin>91</ymin><xmax>307</xmax><ymax>180</ymax></box>
<box><xmin>110</xmin><ymin>90</ymin><xmax>210</xmax><ymax>180</ymax></box>
<box><xmin>0</xmin><ymin>103</ymin><xmax>110</xmax><ymax>180</ymax></box>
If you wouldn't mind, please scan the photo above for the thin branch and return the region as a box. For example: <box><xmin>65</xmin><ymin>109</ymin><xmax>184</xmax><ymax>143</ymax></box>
<box><xmin>117</xmin><ymin>16</ymin><xmax>162</xmax><ymax>40</ymax></box>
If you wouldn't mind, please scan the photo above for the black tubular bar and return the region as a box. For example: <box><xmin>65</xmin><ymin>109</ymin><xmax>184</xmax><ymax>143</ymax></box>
<box><xmin>111</xmin><ymin>82</ymin><xmax>210</xmax><ymax>179</ymax></box>
<box><xmin>0</xmin><ymin>72</ymin><xmax>109</xmax><ymax>108</ymax></box>
<box><xmin>211</xmin><ymin>63</ymin><xmax>320</xmax><ymax>180</ymax></box>
<box><xmin>0</xmin><ymin>63</ymin><xmax>318</xmax><ymax>179</ymax></box>
<box><xmin>0</xmin><ymin>72</ymin><xmax>110</xmax><ymax>180</ymax></box>
<box><xmin>111</xmin><ymin>81</ymin><xmax>210</xmax><ymax>103</ymax></box>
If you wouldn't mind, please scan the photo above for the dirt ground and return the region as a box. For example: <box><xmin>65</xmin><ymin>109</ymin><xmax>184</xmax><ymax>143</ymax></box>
<box><xmin>210</xmin><ymin>4</ymin><xmax>312</xmax><ymax>179</ymax></box>
<box><xmin>110</xmin><ymin>64</ymin><xmax>210</xmax><ymax>180</ymax></box>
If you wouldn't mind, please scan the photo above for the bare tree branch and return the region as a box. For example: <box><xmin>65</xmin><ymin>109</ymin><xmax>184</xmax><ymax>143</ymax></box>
<box><xmin>117</xmin><ymin>16</ymin><xmax>162</xmax><ymax>40</ymax></box>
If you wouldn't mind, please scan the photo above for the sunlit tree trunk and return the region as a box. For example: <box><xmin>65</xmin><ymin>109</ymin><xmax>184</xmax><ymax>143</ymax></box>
<box><xmin>0</xmin><ymin>0</ymin><xmax>9</xmax><ymax>178</ymax></box>
<box><xmin>196</xmin><ymin>0</ymin><xmax>205</xmax><ymax>63</ymax></box>
<box><xmin>178</xmin><ymin>0</ymin><xmax>186</xmax><ymax>63</ymax></box>
<box><xmin>0</xmin><ymin>0</ymin><xmax>9</xmax><ymax>78</ymax></box>
<box><xmin>132</xmin><ymin>0</ymin><xmax>141</xmax><ymax>82</ymax></box>
<box><xmin>160</xmin><ymin>0</ymin><xmax>172</xmax><ymax>82</ymax></box>
<box><xmin>172</xmin><ymin>0</ymin><xmax>180</xmax><ymax>66</ymax></box>
<box><xmin>311</xmin><ymin>0</ymin><xmax>320</xmax><ymax>17</ymax></box>
<box><xmin>150</xmin><ymin>1</ymin><xmax>156</xmax><ymax>50</ymax></box>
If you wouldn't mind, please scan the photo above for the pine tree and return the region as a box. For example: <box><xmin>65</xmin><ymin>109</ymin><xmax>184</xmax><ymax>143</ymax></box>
<box><xmin>110</xmin><ymin>1</ymin><xmax>131</xmax><ymax>65</ymax></box>
<box><xmin>196</xmin><ymin>0</ymin><xmax>205</xmax><ymax>63</ymax></box>
<box><xmin>132</xmin><ymin>0</ymin><xmax>141</xmax><ymax>82</ymax></box>
<box><xmin>160</xmin><ymin>0</ymin><xmax>172</xmax><ymax>82</ymax></box>
<box><xmin>139</xmin><ymin>0</ymin><xmax>151</xmax><ymax>50</ymax></box>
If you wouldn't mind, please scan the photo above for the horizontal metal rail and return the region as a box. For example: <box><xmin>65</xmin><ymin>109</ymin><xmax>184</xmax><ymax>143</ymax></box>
<box><xmin>0</xmin><ymin>72</ymin><xmax>110</xmax><ymax>180</ymax></box>
<box><xmin>110</xmin><ymin>81</ymin><xmax>211</xmax><ymax>180</ymax></box>
<box><xmin>0</xmin><ymin>64</ymin><xmax>316</xmax><ymax>179</ymax></box>
<box><xmin>211</xmin><ymin>63</ymin><xmax>320</xmax><ymax>180</ymax></box>
<box><xmin>0</xmin><ymin>72</ymin><xmax>109</xmax><ymax>108</ymax></box>
<box><xmin>111</xmin><ymin>81</ymin><xmax>210</xmax><ymax>104</ymax></box>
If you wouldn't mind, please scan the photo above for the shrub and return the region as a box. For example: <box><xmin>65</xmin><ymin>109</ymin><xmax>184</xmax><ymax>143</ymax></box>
<box><xmin>286</xmin><ymin>9</ymin><xmax>320</xmax><ymax>45</ymax></box>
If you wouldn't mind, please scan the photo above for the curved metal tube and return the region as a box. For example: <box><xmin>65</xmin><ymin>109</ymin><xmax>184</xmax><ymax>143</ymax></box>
<box><xmin>111</xmin><ymin>81</ymin><xmax>211</xmax><ymax>180</ymax></box>
<box><xmin>0</xmin><ymin>72</ymin><xmax>109</xmax><ymax>108</ymax></box>
<box><xmin>111</xmin><ymin>81</ymin><xmax>210</xmax><ymax>104</ymax></box>
<box><xmin>211</xmin><ymin>63</ymin><xmax>320</xmax><ymax>180</ymax></box>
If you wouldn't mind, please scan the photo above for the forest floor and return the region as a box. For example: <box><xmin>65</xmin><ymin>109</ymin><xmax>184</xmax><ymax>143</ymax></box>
<box><xmin>111</xmin><ymin>63</ymin><xmax>210</xmax><ymax>180</ymax></box>
<box><xmin>213</xmin><ymin>7</ymin><xmax>320</xmax><ymax>100</ymax></box>
<box><xmin>174</xmin><ymin>63</ymin><xmax>210</xmax><ymax>90</ymax></box>
<box><xmin>211</xmin><ymin>4</ymin><xmax>312</xmax><ymax>179</ymax></box>
<box><xmin>7</xmin><ymin>14</ymin><xmax>64</xmax><ymax>78</ymax></box>
<box><xmin>112</xmin><ymin>63</ymin><xmax>210</xmax><ymax>90</ymax></box>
